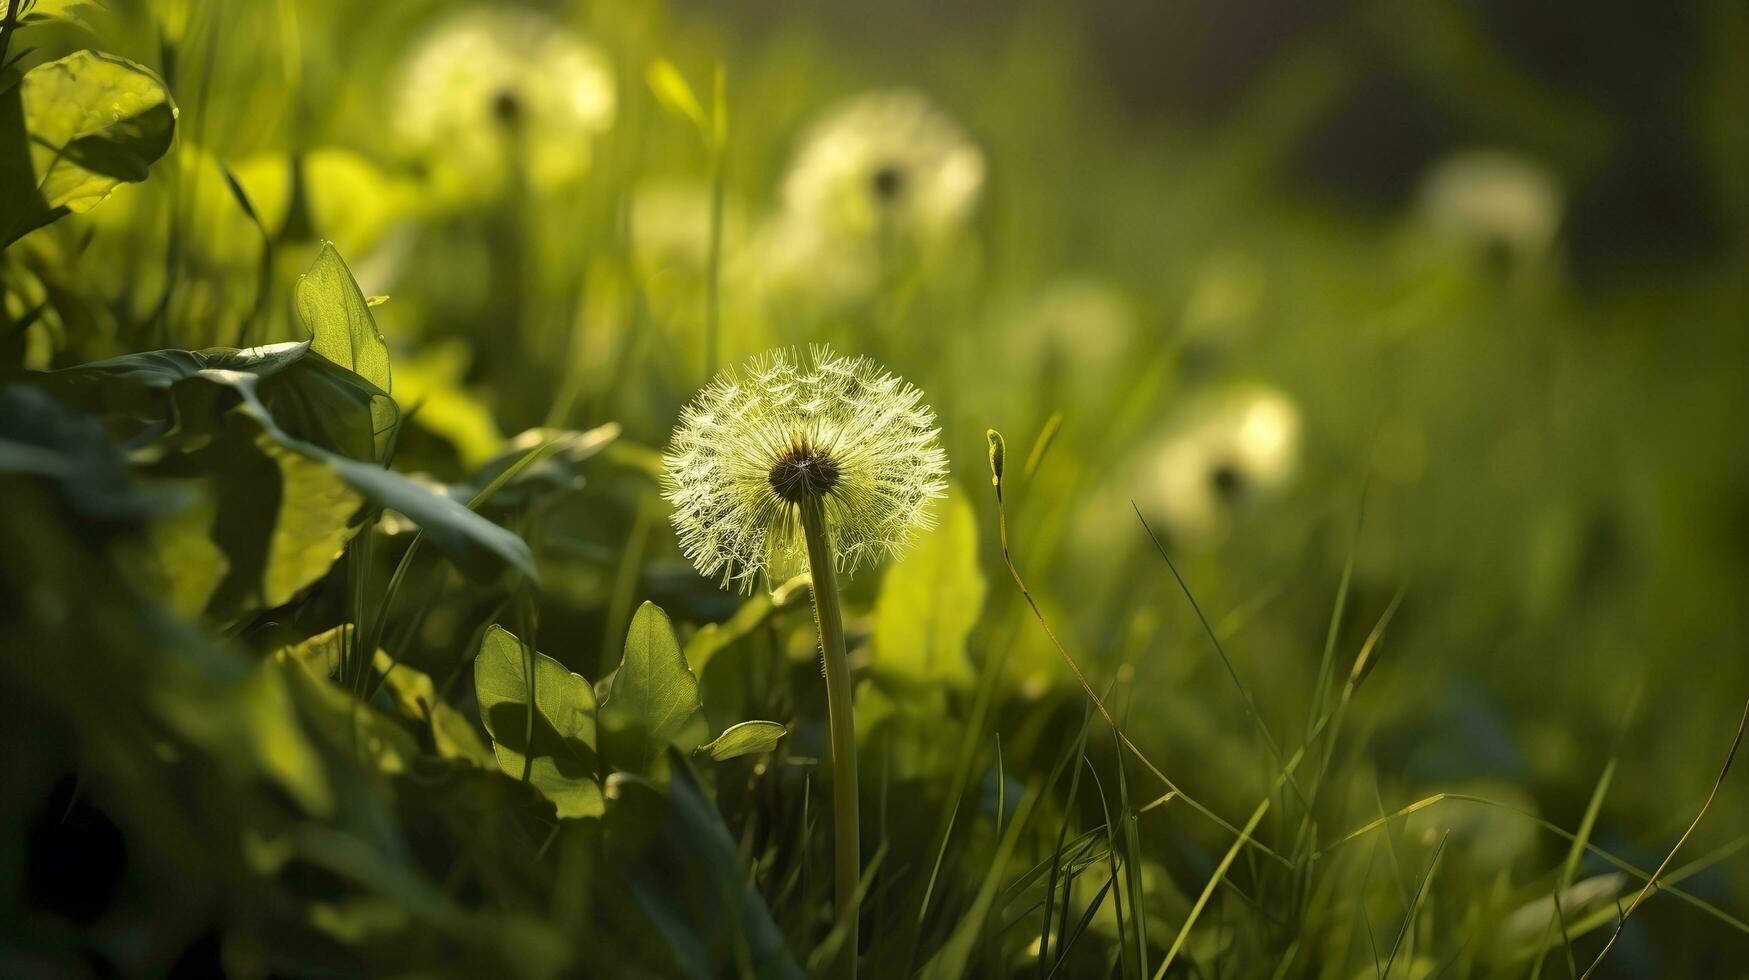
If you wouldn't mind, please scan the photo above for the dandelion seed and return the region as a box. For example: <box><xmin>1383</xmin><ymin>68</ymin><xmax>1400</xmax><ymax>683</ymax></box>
<box><xmin>662</xmin><ymin>346</ymin><xmax>949</xmax><ymax>592</ymax></box>
<box><xmin>392</xmin><ymin>7</ymin><xmax>615</xmax><ymax>200</ymax></box>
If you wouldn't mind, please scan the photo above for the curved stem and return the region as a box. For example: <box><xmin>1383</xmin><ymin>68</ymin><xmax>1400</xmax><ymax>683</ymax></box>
<box><xmin>800</xmin><ymin>495</ymin><xmax>859</xmax><ymax>979</ymax></box>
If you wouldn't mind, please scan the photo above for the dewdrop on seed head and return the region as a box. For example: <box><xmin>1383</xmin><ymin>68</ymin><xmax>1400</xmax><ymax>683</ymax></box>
<box><xmin>392</xmin><ymin>7</ymin><xmax>615</xmax><ymax>199</ymax></box>
<box><xmin>662</xmin><ymin>347</ymin><xmax>949</xmax><ymax>593</ymax></box>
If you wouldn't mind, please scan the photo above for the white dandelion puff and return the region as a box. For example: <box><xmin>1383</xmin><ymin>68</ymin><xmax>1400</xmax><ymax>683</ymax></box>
<box><xmin>392</xmin><ymin>7</ymin><xmax>615</xmax><ymax>199</ymax></box>
<box><xmin>1418</xmin><ymin>148</ymin><xmax>1562</xmax><ymax>262</ymax></box>
<box><xmin>779</xmin><ymin>88</ymin><xmax>985</xmax><ymax>243</ymax></box>
<box><xmin>1145</xmin><ymin>383</ymin><xmax>1303</xmax><ymax>546</ymax></box>
<box><xmin>662</xmin><ymin>347</ymin><xmax>949</xmax><ymax>592</ymax></box>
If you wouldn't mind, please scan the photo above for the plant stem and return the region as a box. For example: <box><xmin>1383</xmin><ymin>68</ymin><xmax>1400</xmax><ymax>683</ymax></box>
<box><xmin>704</xmin><ymin>145</ymin><xmax>724</xmax><ymax>381</ymax></box>
<box><xmin>800</xmin><ymin>495</ymin><xmax>859</xmax><ymax>979</ymax></box>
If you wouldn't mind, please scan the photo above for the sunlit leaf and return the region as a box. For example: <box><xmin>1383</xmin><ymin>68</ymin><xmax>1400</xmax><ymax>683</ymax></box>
<box><xmin>694</xmin><ymin>719</ymin><xmax>786</xmax><ymax>761</ymax></box>
<box><xmin>143</xmin><ymin>478</ymin><xmax>229</xmax><ymax>619</ymax></box>
<box><xmin>257</xmin><ymin>433</ymin><xmax>364</xmax><ymax>608</ymax></box>
<box><xmin>872</xmin><ymin>484</ymin><xmax>984</xmax><ymax>689</ymax></box>
<box><xmin>599</xmin><ymin>601</ymin><xmax>706</xmax><ymax>774</ymax></box>
<box><xmin>373</xmin><ymin>649</ymin><xmax>493</xmax><ymax>766</ymax></box>
<box><xmin>296</xmin><ymin>241</ymin><xmax>393</xmax><ymax>397</ymax></box>
<box><xmin>474</xmin><ymin>625</ymin><xmax>602</xmax><ymax>818</ymax></box>
<box><xmin>646</xmin><ymin>58</ymin><xmax>706</xmax><ymax>131</ymax></box>
<box><xmin>1</xmin><ymin>50</ymin><xmax>176</xmax><ymax>244</ymax></box>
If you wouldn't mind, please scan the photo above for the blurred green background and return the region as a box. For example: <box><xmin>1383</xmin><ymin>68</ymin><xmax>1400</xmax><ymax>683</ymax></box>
<box><xmin>2</xmin><ymin>0</ymin><xmax>1747</xmax><ymax>976</ymax></box>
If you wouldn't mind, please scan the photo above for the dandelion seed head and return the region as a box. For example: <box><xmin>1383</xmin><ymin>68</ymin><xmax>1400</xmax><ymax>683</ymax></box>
<box><xmin>1146</xmin><ymin>383</ymin><xmax>1303</xmax><ymax>546</ymax></box>
<box><xmin>663</xmin><ymin>347</ymin><xmax>949</xmax><ymax>592</ymax></box>
<box><xmin>780</xmin><ymin>89</ymin><xmax>984</xmax><ymax>243</ymax></box>
<box><xmin>1418</xmin><ymin>149</ymin><xmax>1562</xmax><ymax>262</ymax></box>
<box><xmin>393</xmin><ymin>7</ymin><xmax>615</xmax><ymax>198</ymax></box>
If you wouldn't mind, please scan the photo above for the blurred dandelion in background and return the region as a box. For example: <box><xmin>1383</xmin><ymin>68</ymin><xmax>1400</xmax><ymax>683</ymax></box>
<box><xmin>1008</xmin><ymin>276</ymin><xmax>1138</xmax><ymax>381</ymax></box>
<box><xmin>1417</xmin><ymin>148</ymin><xmax>1564</xmax><ymax>267</ymax></box>
<box><xmin>662</xmin><ymin>346</ymin><xmax>948</xmax><ymax>592</ymax></box>
<box><xmin>392</xmin><ymin>7</ymin><xmax>615</xmax><ymax>200</ymax></box>
<box><xmin>779</xmin><ymin>88</ymin><xmax>985</xmax><ymax>245</ymax></box>
<box><xmin>1143</xmin><ymin>382</ymin><xmax>1303</xmax><ymax>547</ymax></box>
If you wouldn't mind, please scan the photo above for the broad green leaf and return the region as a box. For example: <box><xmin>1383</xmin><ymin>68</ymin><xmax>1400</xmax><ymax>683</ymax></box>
<box><xmin>144</xmin><ymin>479</ymin><xmax>229</xmax><ymax>619</ymax></box>
<box><xmin>372</xmin><ymin>649</ymin><xmax>493</xmax><ymax>766</ymax></box>
<box><xmin>274</xmin><ymin>641</ymin><xmax>420</xmax><ymax>778</ymax></box>
<box><xmin>50</xmin><ymin>349</ymin><xmax>533</xmax><ymax>581</ymax></box>
<box><xmin>256</xmin><ymin>433</ymin><xmax>364</xmax><ymax>608</ymax></box>
<box><xmin>296</xmin><ymin>242</ymin><xmax>392</xmax><ymax>396</ymax></box>
<box><xmin>474</xmin><ymin>625</ymin><xmax>602</xmax><ymax>818</ymax></box>
<box><xmin>2</xmin><ymin>50</ymin><xmax>177</xmax><ymax>245</ymax></box>
<box><xmin>305</xmin><ymin>443</ymin><xmax>533</xmax><ymax>581</ymax></box>
<box><xmin>600</xmin><ymin>601</ymin><xmax>706</xmax><ymax>774</ymax></box>
<box><xmin>694</xmin><ymin>720</ymin><xmax>786</xmax><ymax>761</ymax></box>
<box><xmin>872</xmin><ymin>484</ymin><xmax>984</xmax><ymax>689</ymax></box>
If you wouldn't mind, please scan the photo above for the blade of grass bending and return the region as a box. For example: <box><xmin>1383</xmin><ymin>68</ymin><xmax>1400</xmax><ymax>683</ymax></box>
<box><xmin>1083</xmin><ymin>760</ymin><xmax>1129</xmax><ymax>980</ymax></box>
<box><xmin>1381</xmin><ymin>831</ymin><xmax>1448</xmax><ymax>979</ymax></box>
<box><xmin>1579</xmin><ymin>697</ymin><xmax>1749</xmax><ymax>979</ymax></box>
<box><xmin>1306</xmin><ymin>475</ymin><xmax>1370</xmax><ymax>746</ymax></box>
<box><xmin>363</xmin><ymin>437</ymin><xmax>560</xmax><ymax>700</ymax></box>
<box><xmin>1044</xmin><ymin>873</ymin><xmax>1115</xmax><ymax>980</ymax></box>
<box><xmin>1134</xmin><ymin>505</ymin><xmax>1308</xmax><ymax>809</ymax></box>
<box><xmin>808</xmin><ymin>843</ymin><xmax>889</xmax><ymax>975</ymax></box>
<box><xmin>985</xmin><ymin>430</ymin><xmax>1289</xmax><ymax>868</ymax></box>
<box><xmin>1113</xmin><ymin>714</ymin><xmax>1148</xmax><ymax>977</ymax></box>
<box><xmin>1154</xmin><ymin>789</ymin><xmax>1273</xmax><ymax>978</ymax></box>
<box><xmin>1042</xmin><ymin>703</ymin><xmax>1096</xmax><ymax>976</ymax></box>
<box><xmin>918</xmin><ymin>784</ymin><xmax>1042</xmax><ymax>980</ymax></box>
<box><xmin>909</xmin><ymin>628</ymin><xmax>1011</xmax><ymax>973</ymax></box>
<box><xmin>1024</xmin><ymin>412</ymin><xmax>1063</xmax><ymax>479</ymax></box>
<box><xmin>1550</xmin><ymin>890</ymin><xmax>1579</xmax><ymax>980</ymax></box>
<box><xmin>1529</xmin><ymin>755</ymin><xmax>1616</xmax><ymax>980</ymax></box>
<box><xmin>1317</xmin><ymin>792</ymin><xmax>1749</xmax><ymax>934</ymax></box>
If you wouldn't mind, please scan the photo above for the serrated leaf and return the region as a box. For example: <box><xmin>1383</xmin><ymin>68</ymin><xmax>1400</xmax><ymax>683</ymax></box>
<box><xmin>695</xmin><ymin>720</ymin><xmax>786</xmax><ymax>761</ymax></box>
<box><xmin>296</xmin><ymin>241</ymin><xmax>392</xmax><ymax>396</ymax></box>
<box><xmin>474</xmin><ymin>625</ymin><xmax>602</xmax><ymax>818</ymax></box>
<box><xmin>600</xmin><ymin>601</ymin><xmax>706</xmax><ymax>774</ymax></box>
<box><xmin>2</xmin><ymin>50</ymin><xmax>176</xmax><ymax>245</ymax></box>
<box><xmin>872</xmin><ymin>484</ymin><xmax>984</xmax><ymax>689</ymax></box>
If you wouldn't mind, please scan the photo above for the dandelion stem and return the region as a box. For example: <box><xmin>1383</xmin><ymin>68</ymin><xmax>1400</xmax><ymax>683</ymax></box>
<box><xmin>801</xmin><ymin>494</ymin><xmax>860</xmax><ymax>979</ymax></box>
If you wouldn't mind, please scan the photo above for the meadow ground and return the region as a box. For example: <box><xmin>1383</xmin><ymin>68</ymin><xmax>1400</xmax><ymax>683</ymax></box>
<box><xmin>2</xmin><ymin>1</ymin><xmax>1748</xmax><ymax>977</ymax></box>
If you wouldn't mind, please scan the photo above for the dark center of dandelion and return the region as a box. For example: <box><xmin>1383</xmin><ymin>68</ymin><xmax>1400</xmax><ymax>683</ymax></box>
<box><xmin>492</xmin><ymin>88</ymin><xmax>524</xmax><ymax>127</ymax></box>
<box><xmin>1209</xmin><ymin>461</ymin><xmax>1245</xmax><ymax>502</ymax></box>
<box><xmin>769</xmin><ymin>436</ymin><xmax>841</xmax><ymax>503</ymax></box>
<box><xmin>870</xmin><ymin>162</ymin><xmax>907</xmax><ymax>203</ymax></box>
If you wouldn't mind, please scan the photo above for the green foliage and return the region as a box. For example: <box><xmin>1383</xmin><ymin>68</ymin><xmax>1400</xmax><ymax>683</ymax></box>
<box><xmin>297</xmin><ymin>241</ymin><xmax>393</xmax><ymax>398</ymax></box>
<box><xmin>696</xmin><ymin>718</ymin><xmax>787</xmax><ymax>761</ymax></box>
<box><xmin>872</xmin><ymin>483</ymin><xmax>985</xmax><ymax>689</ymax></box>
<box><xmin>0</xmin><ymin>50</ymin><xmax>176</xmax><ymax>245</ymax></box>
<box><xmin>599</xmin><ymin>601</ymin><xmax>707</xmax><ymax>775</ymax></box>
<box><xmin>474</xmin><ymin>625</ymin><xmax>604</xmax><ymax>818</ymax></box>
<box><xmin>4</xmin><ymin>0</ymin><xmax>1748</xmax><ymax>976</ymax></box>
